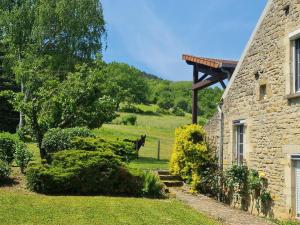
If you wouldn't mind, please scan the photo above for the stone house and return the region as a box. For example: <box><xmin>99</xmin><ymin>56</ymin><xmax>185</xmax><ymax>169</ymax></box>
<box><xmin>203</xmin><ymin>0</ymin><xmax>300</xmax><ymax>219</ymax></box>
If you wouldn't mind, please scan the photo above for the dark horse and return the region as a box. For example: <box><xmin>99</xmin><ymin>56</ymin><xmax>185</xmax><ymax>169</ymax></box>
<box><xmin>124</xmin><ymin>135</ymin><xmax>146</xmax><ymax>152</ymax></box>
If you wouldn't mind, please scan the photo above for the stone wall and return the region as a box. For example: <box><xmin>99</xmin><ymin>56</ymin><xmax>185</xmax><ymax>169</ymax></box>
<box><xmin>205</xmin><ymin>0</ymin><xmax>300</xmax><ymax>218</ymax></box>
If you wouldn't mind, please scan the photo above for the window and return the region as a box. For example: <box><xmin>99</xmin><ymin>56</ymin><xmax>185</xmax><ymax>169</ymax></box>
<box><xmin>236</xmin><ymin>124</ymin><xmax>245</xmax><ymax>166</ymax></box>
<box><xmin>259</xmin><ymin>84</ymin><xmax>267</xmax><ymax>100</ymax></box>
<box><xmin>295</xmin><ymin>38</ymin><xmax>300</xmax><ymax>92</ymax></box>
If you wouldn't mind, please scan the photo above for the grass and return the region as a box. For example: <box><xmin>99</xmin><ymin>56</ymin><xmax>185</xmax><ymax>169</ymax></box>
<box><xmin>94</xmin><ymin>112</ymin><xmax>191</xmax><ymax>170</ymax></box>
<box><xmin>0</xmin><ymin>111</ymin><xmax>217</xmax><ymax>225</ymax></box>
<box><xmin>0</xmin><ymin>189</ymin><xmax>220</xmax><ymax>225</ymax></box>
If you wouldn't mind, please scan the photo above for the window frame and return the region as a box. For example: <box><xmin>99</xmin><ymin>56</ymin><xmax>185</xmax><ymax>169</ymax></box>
<box><xmin>233</xmin><ymin>120</ymin><xmax>246</xmax><ymax>166</ymax></box>
<box><xmin>295</xmin><ymin>38</ymin><xmax>300</xmax><ymax>93</ymax></box>
<box><xmin>289</xmin><ymin>28</ymin><xmax>300</xmax><ymax>95</ymax></box>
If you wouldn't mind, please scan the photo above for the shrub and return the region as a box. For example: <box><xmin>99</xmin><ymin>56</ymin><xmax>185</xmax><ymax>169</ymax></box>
<box><xmin>121</xmin><ymin>114</ymin><xmax>137</xmax><ymax>125</ymax></box>
<box><xmin>0</xmin><ymin>160</ymin><xmax>10</xmax><ymax>180</ymax></box>
<box><xmin>42</xmin><ymin>127</ymin><xmax>95</xmax><ymax>154</ymax></box>
<box><xmin>26</xmin><ymin>150</ymin><xmax>144</xmax><ymax>195</ymax></box>
<box><xmin>14</xmin><ymin>143</ymin><xmax>33</xmax><ymax>173</ymax></box>
<box><xmin>170</xmin><ymin>107</ymin><xmax>185</xmax><ymax>117</ymax></box>
<box><xmin>170</xmin><ymin>124</ymin><xmax>215</xmax><ymax>182</ymax></box>
<box><xmin>71</xmin><ymin>137</ymin><xmax>138</xmax><ymax>162</ymax></box>
<box><xmin>119</xmin><ymin>104</ymin><xmax>143</xmax><ymax>114</ymax></box>
<box><xmin>141</xmin><ymin>171</ymin><xmax>164</xmax><ymax>198</ymax></box>
<box><xmin>170</xmin><ymin>124</ymin><xmax>217</xmax><ymax>194</ymax></box>
<box><xmin>0</xmin><ymin>132</ymin><xmax>19</xmax><ymax>164</ymax></box>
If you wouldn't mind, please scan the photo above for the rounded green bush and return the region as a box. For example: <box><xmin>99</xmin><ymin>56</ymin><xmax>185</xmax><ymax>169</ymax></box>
<box><xmin>0</xmin><ymin>160</ymin><xmax>10</xmax><ymax>180</ymax></box>
<box><xmin>26</xmin><ymin>150</ymin><xmax>144</xmax><ymax>195</ymax></box>
<box><xmin>0</xmin><ymin>132</ymin><xmax>19</xmax><ymax>164</ymax></box>
<box><xmin>41</xmin><ymin>127</ymin><xmax>95</xmax><ymax>153</ymax></box>
<box><xmin>71</xmin><ymin>137</ymin><xmax>138</xmax><ymax>162</ymax></box>
<box><xmin>121</xmin><ymin>114</ymin><xmax>137</xmax><ymax>125</ymax></box>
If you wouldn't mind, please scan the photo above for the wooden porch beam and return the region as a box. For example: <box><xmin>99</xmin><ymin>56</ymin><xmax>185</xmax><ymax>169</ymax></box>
<box><xmin>192</xmin><ymin>65</ymin><xmax>198</xmax><ymax>124</ymax></box>
<box><xmin>198</xmin><ymin>74</ymin><xmax>208</xmax><ymax>82</ymax></box>
<box><xmin>220</xmin><ymin>80</ymin><xmax>226</xmax><ymax>89</ymax></box>
<box><xmin>192</xmin><ymin>75</ymin><xmax>227</xmax><ymax>90</ymax></box>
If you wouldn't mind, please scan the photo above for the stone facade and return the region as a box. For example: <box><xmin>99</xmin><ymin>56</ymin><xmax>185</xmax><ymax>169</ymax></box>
<box><xmin>205</xmin><ymin>0</ymin><xmax>300</xmax><ymax>219</ymax></box>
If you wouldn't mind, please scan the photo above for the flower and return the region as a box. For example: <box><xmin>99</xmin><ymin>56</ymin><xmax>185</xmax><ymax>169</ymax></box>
<box><xmin>259</xmin><ymin>172</ymin><xmax>266</xmax><ymax>178</ymax></box>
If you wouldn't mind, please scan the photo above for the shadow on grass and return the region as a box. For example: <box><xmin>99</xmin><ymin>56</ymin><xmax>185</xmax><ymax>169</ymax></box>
<box><xmin>0</xmin><ymin>177</ymin><xmax>19</xmax><ymax>187</ymax></box>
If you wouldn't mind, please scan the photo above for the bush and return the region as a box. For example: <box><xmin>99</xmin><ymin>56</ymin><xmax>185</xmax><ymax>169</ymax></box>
<box><xmin>0</xmin><ymin>132</ymin><xmax>19</xmax><ymax>164</ymax></box>
<box><xmin>26</xmin><ymin>150</ymin><xmax>144</xmax><ymax>196</ymax></box>
<box><xmin>0</xmin><ymin>160</ymin><xmax>10</xmax><ymax>180</ymax></box>
<box><xmin>71</xmin><ymin>137</ymin><xmax>138</xmax><ymax>162</ymax></box>
<box><xmin>170</xmin><ymin>124</ymin><xmax>217</xmax><ymax>193</ymax></box>
<box><xmin>119</xmin><ymin>104</ymin><xmax>143</xmax><ymax>114</ymax></box>
<box><xmin>42</xmin><ymin>127</ymin><xmax>95</xmax><ymax>154</ymax></box>
<box><xmin>141</xmin><ymin>171</ymin><xmax>165</xmax><ymax>198</ymax></box>
<box><xmin>121</xmin><ymin>114</ymin><xmax>137</xmax><ymax>125</ymax></box>
<box><xmin>170</xmin><ymin>107</ymin><xmax>185</xmax><ymax>117</ymax></box>
<box><xmin>14</xmin><ymin>143</ymin><xmax>33</xmax><ymax>173</ymax></box>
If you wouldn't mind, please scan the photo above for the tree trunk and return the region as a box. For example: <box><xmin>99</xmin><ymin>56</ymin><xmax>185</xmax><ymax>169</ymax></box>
<box><xmin>31</xmin><ymin>106</ymin><xmax>47</xmax><ymax>159</ymax></box>
<box><xmin>19</xmin><ymin>79</ymin><xmax>24</xmax><ymax>129</ymax></box>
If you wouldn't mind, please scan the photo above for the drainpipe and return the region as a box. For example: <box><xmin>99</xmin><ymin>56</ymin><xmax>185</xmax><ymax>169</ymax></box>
<box><xmin>217</xmin><ymin>100</ymin><xmax>224</xmax><ymax>201</ymax></box>
<box><xmin>217</xmin><ymin>101</ymin><xmax>224</xmax><ymax>172</ymax></box>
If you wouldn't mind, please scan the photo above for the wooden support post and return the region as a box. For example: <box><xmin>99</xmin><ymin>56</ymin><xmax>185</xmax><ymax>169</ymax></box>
<box><xmin>192</xmin><ymin>65</ymin><xmax>199</xmax><ymax>124</ymax></box>
<box><xmin>157</xmin><ymin>140</ymin><xmax>160</xmax><ymax>160</ymax></box>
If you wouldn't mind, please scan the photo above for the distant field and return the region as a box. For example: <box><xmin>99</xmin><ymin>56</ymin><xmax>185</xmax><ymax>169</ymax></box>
<box><xmin>94</xmin><ymin>112</ymin><xmax>191</xmax><ymax>170</ymax></box>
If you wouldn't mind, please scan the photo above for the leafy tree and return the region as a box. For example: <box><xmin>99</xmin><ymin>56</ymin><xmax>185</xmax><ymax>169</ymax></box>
<box><xmin>104</xmin><ymin>62</ymin><xmax>150</xmax><ymax>105</ymax></box>
<box><xmin>12</xmin><ymin>59</ymin><xmax>116</xmax><ymax>159</ymax></box>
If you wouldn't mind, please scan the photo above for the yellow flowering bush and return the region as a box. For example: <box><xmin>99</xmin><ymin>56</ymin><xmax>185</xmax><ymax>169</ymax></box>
<box><xmin>170</xmin><ymin>124</ymin><xmax>217</xmax><ymax>192</ymax></box>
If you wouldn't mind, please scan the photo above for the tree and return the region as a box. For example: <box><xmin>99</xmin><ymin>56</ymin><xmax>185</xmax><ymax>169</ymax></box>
<box><xmin>104</xmin><ymin>62</ymin><xmax>150</xmax><ymax>105</ymax></box>
<box><xmin>32</xmin><ymin>0</ymin><xmax>106</xmax><ymax>72</ymax></box>
<box><xmin>0</xmin><ymin>0</ymin><xmax>109</xmax><ymax>159</ymax></box>
<box><xmin>12</xmin><ymin>58</ymin><xmax>116</xmax><ymax>159</ymax></box>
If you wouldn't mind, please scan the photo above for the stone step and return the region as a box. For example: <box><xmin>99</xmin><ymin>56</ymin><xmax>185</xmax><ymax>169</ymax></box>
<box><xmin>163</xmin><ymin>181</ymin><xmax>184</xmax><ymax>187</ymax></box>
<box><xmin>157</xmin><ymin>170</ymin><xmax>171</xmax><ymax>175</ymax></box>
<box><xmin>159</xmin><ymin>175</ymin><xmax>181</xmax><ymax>181</ymax></box>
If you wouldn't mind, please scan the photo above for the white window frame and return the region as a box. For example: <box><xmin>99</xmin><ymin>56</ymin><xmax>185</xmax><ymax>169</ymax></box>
<box><xmin>233</xmin><ymin>120</ymin><xmax>246</xmax><ymax>166</ymax></box>
<box><xmin>289</xmin><ymin>29</ymin><xmax>300</xmax><ymax>94</ymax></box>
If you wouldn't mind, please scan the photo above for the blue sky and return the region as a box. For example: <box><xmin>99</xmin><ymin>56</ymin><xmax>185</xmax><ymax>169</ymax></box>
<box><xmin>102</xmin><ymin>0</ymin><xmax>267</xmax><ymax>81</ymax></box>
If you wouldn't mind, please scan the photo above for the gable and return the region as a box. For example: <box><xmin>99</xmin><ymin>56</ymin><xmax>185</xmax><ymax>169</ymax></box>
<box><xmin>222</xmin><ymin>0</ymin><xmax>272</xmax><ymax>99</ymax></box>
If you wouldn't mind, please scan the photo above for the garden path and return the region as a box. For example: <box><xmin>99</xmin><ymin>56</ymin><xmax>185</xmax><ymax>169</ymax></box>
<box><xmin>171</xmin><ymin>188</ymin><xmax>276</xmax><ymax>225</ymax></box>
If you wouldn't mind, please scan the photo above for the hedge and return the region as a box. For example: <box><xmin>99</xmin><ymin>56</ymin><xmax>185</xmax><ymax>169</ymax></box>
<box><xmin>41</xmin><ymin>127</ymin><xmax>95</xmax><ymax>154</ymax></box>
<box><xmin>71</xmin><ymin>137</ymin><xmax>138</xmax><ymax>162</ymax></box>
<box><xmin>26</xmin><ymin>150</ymin><xmax>143</xmax><ymax>195</ymax></box>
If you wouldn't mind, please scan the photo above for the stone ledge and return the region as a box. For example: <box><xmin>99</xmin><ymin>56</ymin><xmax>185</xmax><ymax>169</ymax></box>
<box><xmin>285</xmin><ymin>92</ymin><xmax>300</xmax><ymax>100</ymax></box>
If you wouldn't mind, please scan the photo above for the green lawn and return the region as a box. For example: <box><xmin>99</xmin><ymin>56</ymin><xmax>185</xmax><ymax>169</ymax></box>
<box><xmin>0</xmin><ymin>112</ymin><xmax>217</xmax><ymax>225</ymax></box>
<box><xmin>0</xmin><ymin>189</ymin><xmax>219</xmax><ymax>225</ymax></box>
<box><xmin>94</xmin><ymin>113</ymin><xmax>191</xmax><ymax>170</ymax></box>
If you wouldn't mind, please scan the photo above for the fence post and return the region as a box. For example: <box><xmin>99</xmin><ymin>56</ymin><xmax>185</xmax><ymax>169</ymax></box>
<box><xmin>157</xmin><ymin>140</ymin><xmax>160</xmax><ymax>160</ymax></box>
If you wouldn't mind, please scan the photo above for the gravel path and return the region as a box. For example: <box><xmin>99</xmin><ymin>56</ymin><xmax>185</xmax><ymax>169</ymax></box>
<box><xmin>171</xmin><ymin>188</ymin><xmax>276</xmax><ymax>225</ymax></box>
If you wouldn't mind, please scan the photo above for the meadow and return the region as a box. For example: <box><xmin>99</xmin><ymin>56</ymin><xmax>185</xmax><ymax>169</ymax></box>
<box><xmin>95</xmin><ymin>112</ymin><xmax>191</xmax><ymax>170</ymax></box>
<box><xmin>0</xmin><ymin>112</ymin><xmax>222</xmax><ymax>225</ymax></box>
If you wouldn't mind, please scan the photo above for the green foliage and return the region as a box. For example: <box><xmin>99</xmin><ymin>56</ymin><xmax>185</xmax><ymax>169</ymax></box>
<box><xmin>273</xmin><ymin>220</ymin><xmax>300</xmax><ymax>225</ymax></box>
<box><xmin>141</xmin><ymin>171</ymin><xmax>165</xmax><ymax>198</ymax></box>
<box><xmin>223</xmin><ymin>165</ymin><xmax>273</xmax><ymax>215</ymax></box>
<box><xmin>42</xmin><ymin>127</ymin><xmax>95</xmax><ymax>154</ymax></box>
<box><xmin>27</xmin><ymin>150</ymin><xmax>143</xmax><ymax>196</ymax></box>
<box><xmin>14</xmin><ymin>143</ymin><xmax>33</xmax><ymax>173</ymax></box>
<box><xmin>170</xmin><ymin>124</ymin><xmax>216</xmax><ymax>193</ymax></box>
<box><xmin>224</xmin><ymin>165</ymin><xmax>249</xmax><ymax>207</ymax></box>
<box><xmin>0</xmin><ymin>132</ymin><xmax>18</xmax><ymax>164</ymax></box>
<box><xmin>104</xmin><ymin>62</ymin><xmax>150</xmax><ymax>105</ymax></box>
<box><xmin>0</xmin><ymin>160</ymin><xmax>10</xmax><ymax>180</ymax></box>
<box><xmin>119</xmin><ymin>104</ymin><xmax>143</xmax><ymax>114</ymax></box>
<box><xmin>71</xmin><ymin>137</ymin><xmax>138</xmax><ymax>162</ymax></box>
<box><xmin>170</xmin><ymin>107</ymin><xmax>185</xmax><ymax>117</ymax></box>
<box><xmin>121</xmin><ymin>114</ymin><xmax>137</xmax><ymax>125</ymax></box>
